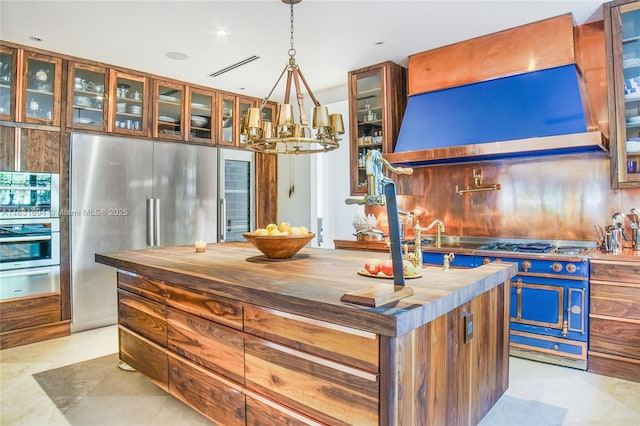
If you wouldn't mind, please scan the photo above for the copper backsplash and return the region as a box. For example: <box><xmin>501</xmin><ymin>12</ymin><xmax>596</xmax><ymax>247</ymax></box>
<box><xmin>366</xmin><ymin>152</ymin><xmax>640</xmax><ymax>242</ymax></box>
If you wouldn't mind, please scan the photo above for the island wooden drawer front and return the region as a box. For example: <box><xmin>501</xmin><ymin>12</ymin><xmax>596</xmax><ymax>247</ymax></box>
<box><xmin>119</xmin><ymin>326</ymin><xmax>168</xmax><ymax>391</ymax></box>
<box><xmin>589</xmin><ymin>316</ymin><xmax>640</xmax><ymax>359</ymax></box>
<box><xmin>246</xmin><ymin>391</ymin><xmax>322</xmax><ymax>426</ymax></box>
<box><xmin>117</xmin><ymin>271</ymin><xmax>165</xmax><ymax>303</ymax></box>
<box><xmin>244</xmin><ymin>304</ymin><xmax>379</xmax><ymax>373</ymax></box>
<box><xmin>244</xmin><ymin>334</ymin><xmax>379</xmax><ymax>426</ymax></box>
<box><xmin>164</xmin><ymin>285</ymin><xmax>242</xmax><ymax>330</ymax></box>
<box><xmin>590</xmin><ymin>261</ymin><xmax>640</xmax><ymax>284</ymax></box>
<box><xmin>118</xmin><ymin>289</ymin><xmax>167</xmax><ymax>347</ymax></box>
<box><xmin>590</xmin><ymin>281</ymin><xmax>640</xmax><ymax>320</ymax></box>
<box><xmin>167</xmin><ymin>307</ymin><xmax>244</xmax><ymax>384</ymax></box>
<box><xmin>169</xmin><ymin>354</ymin><xmax>245</xmax><ymax>425</ymax></box>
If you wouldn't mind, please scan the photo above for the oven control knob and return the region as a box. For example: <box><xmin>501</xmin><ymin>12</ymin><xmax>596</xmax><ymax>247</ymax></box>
<box><xmin>482</xmin><ymin>258</ymin><xmax>491</xmax><ymax>265</ymax></box>
<box><xmin>566</xmin><ymin>263</ymin><xmax>577</xmax><ymax>273</ymax></box>
<box><xmin>552</xmin><ymin>262</ymin><xmax>562</xmax><ymax>272</ymax></box>
<box><xmin>522</xmin><ymin>260</ymin><xmax>532</xmax><ymax>272</ymax></box>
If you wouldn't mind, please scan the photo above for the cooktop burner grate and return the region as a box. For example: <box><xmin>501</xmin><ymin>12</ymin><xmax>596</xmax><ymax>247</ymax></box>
<box><xmin>478</xmin><ymin>241</ymin><xmax>557</xmax><ymax>253</ymax></box>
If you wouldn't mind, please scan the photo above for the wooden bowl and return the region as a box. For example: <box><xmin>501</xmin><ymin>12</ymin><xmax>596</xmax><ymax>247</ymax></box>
<box><xmin>243</xmin><ymin>232</ymin><xmax>315</xmax><ymax>259</ymax></box>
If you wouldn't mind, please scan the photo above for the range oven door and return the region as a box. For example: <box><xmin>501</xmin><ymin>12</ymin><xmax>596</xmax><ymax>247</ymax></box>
<box><xmin>0</xmin><ymin>265</ymin><xmax>60</xmax><ymax>300</ymax></box>
<box><xmin>0</xmin><ymin>218</ymin><xmax>60</xmax><ymax>270</ymax></box>
<box><xmin>510</xmin><ymin>274</ymin><xmax>587</xmax><ymax>341</ymax></box>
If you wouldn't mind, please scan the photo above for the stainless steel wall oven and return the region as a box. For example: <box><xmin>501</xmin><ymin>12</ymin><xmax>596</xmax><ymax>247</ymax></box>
<box><xmin>0</xmin><ymin>171</ymin><xmax>60</xmax><ymax>300</ymax></box>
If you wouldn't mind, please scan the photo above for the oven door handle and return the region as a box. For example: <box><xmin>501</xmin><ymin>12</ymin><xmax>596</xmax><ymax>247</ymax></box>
<box><xmin>0</xmin><ymin>235</ymin><xmax>52</xmax><ymax>243</ymax></box>
<box><xmin>0</xmin><ymin>269</ymin><xmax>53</xmax><ymax>278</ymax></box>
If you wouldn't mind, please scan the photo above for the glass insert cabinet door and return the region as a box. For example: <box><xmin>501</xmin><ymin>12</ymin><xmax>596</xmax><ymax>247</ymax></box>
<box><xmin>220</xmin><ymin>95</ymin><xmax>235</xmax><ymax>146</ymax></box>
<box><xmin>355</xmin><ymin>71</ymin><xmax>383</xmax><ymax>192</ymax></box>
<box><xmin>219</xmin><ymin>149</ymin><xmax>255</xmax><ymax>242</ymax></box>
<box><xmin>238</xmin><ymin>97</ymin><xmax>256</xmax><ymax>147</ymax></box>
<box><xmin>156</xmin><ymin>82</ymin><xmax>184</xmax><ymax>139</ymax></box>
<box><xmin>23</xmin><ymin>52</ymin><xmax>62</xmax><ymax>126</ymax></box>
<box><xmin>189</xmin><ymin>90</ymin><xmax>213</xmax><ymax>142</ymax></box>
<box><xmin>112</xmin><ymin>71</ymin><xmax>146</xmax><ymax>135</ymax></box>
<box><xmin>619</xmin><ymin>2</ymin><xmax>640</xmax><ymax>183</ymax></box>
<box><xmin>69</xmin><ymin>63</ymin><xmax>106</xmax><ymax>129</ymax></box>
<box><xmin>0</xmin><ymin>47</ymin><xmax>14</xmax><ymax>121</ymax></box>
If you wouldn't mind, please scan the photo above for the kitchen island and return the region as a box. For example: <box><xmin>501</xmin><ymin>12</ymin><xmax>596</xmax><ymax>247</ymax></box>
<box><xmin>96</xmin><ymin>243</ymin><xmax>517</xmax><ymax>425</ymax></box>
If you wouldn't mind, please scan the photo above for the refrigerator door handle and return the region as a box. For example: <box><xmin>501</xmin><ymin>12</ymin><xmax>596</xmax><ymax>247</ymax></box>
<box><xmin>220</xmin><ymin>198</ymin><xmax>226</xmax><ymax>242</ymax></box>
<box><xmin>146</xmin><ymin>198</ymin><xmax>154</xmax><ymax>246</ymax></box>
<box><xmin>154</xmin><ymin>198</ymin><xmax>160</xmax><ymax>246</ymax></box>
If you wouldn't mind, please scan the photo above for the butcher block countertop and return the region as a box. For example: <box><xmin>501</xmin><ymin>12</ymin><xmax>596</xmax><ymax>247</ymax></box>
<box><xmin>96</xmin><ymin>242</ymin><xmax>517</xmax><ymax>337</ymax></box>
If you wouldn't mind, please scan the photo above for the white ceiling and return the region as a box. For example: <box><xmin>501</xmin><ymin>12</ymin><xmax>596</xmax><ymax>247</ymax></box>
<box><xmin>1</xmin><ymin>0</ymin><xmax>604</xmax><ymax>102</ymax></box>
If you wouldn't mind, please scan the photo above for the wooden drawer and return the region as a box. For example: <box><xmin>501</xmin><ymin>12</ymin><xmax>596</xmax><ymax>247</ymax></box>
<box><xmin>117</xmin><ymin>271</ymin><xmax>165</xmax><ymax>304</ymax></box>
<box><xmin>590</xmin><ymin>281</ymin><xmax>640</xmax><ymax>320</ymax></box>
<box><xmin>118</xmin><ymin>289</ymin><xmax>167</xmax><ymax>347</ymax></box>
<box><xmin>244</xmin><ymin>334</ymin><xmax>379</xmax><ymax>425</ymax></box>
<box><xmin>590</xmin><ymin>260</ymin><xmax>640</xmax><ymax>284</ymax></box>
<box><xmin>0</xmin><ymin>294</ymin><xmax>60</xmax><ymax>332</ymax></box>
<box><xmin>119</xmin><ymin>326</ymin><xmax>168</xmax><ymax>391</ymax></box>
<box><xmin>244</xmin><ymin>304</ymin><xmax>379</xmax><ymax>373</ymax></box>
<box><xmin>169</xmin><ymin>354</ymin><xmax>245</xmax><ymax>425</ymax></box>
<box><xmin>246</xmin><ymin>392</ymin><xmax>322</xmax><ymax>426</ymax></box>
<box><xmin>589</xmin><ymin>316</ymin><xmax>640</xmax><ymax>360</ymax></box>
<box><xmin>165</xmin><ymin>284</ymin><xmax>242</xmax><ymax>330</ymax></box>
<box><xmin>167</xmin><ymin>306</ymin><xmax>244</xmax><ymax>384</ymax></box>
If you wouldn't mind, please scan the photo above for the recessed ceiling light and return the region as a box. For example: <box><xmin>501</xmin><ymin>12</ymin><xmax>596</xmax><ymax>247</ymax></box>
<box><xmin>216</xmin><ymin>29</ymin><xmax>227</xmax><ymax>37</ymax></box>
<box><xmin>166</xmin><ymin>51</ymin><xmax>188</xmax><ymax>60</ymax></box>
<box><xmin>29</xmin><ymin>36</ymin><xmax>43</xmax><ymax>42</ymax></box>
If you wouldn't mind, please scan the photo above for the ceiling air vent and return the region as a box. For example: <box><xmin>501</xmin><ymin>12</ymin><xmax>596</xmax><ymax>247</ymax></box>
<box><xmin>208</xmin><ymin>55</ymin><xmax>261</xmax><ymax>78</ymax></box>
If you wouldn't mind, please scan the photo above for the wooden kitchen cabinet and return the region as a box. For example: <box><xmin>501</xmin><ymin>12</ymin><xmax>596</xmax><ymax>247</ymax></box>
<box><xmin>21</xmin><ymin>51</ymin><xmax>62</xmax><ymax>126</ymax></box>
<box><xmin>67</xmin><ymin>61</ymin><xmax>108</xmax><ymax>131</ymax></box>
<box><xmin>109</xmin><ymin>70</ymin><xmax>147</xmax><ymax>136</ymax></box>
<box><xmin>588</xmin><ymin>257</ymin><xmax>640</xmax><ymax>382</ymax></box>
<box><xmin>348</xmin><ymin>61</ymin><xmax>406</xmax><ymax>194</ymax></box>
<box><xmin>187</xmin><ymin>87</ymin><xmax>214</xmax><ymax>144</ymax></box>
<box><xmin>217</xmin><ymin>93</ymin><xmax>259</xmax><ymax>148</ymax></box>
<box><xmin>605</xmin><ymin>0</ymin><xmax>640</xmax><ymax>188</ymax></box>
<box><xmin>154</xmin><ymin>80</ymin><xmax>185</xmax><ymax>141</ymax></box>
<box><xmin>0</xmin><ymin>45</ymin><xmax>16</xmax><ymax>121</ymax></box>
<box><xmin>0</xmin><ymin>125</ymin><xmax>60</xmax><ymax>172</ymax></box>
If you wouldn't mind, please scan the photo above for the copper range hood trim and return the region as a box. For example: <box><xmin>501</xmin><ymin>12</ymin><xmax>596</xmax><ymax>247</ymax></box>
<box><xmin>384</xmin><ymin>131</ymin><xmax>608</xmax><ymax>167</ymax></box>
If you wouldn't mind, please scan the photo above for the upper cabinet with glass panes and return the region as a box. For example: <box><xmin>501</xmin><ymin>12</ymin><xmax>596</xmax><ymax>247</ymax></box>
<box><xmin>0</xmin><ymin>46</ymin><xmax>15</xmax><ymax>121</ymax></box>
<box><xmin>68</xmin><ymin>62</ymin><xmax>107</xmax><ymax>130</ymax></box>
<box><xmin>22</xmin><ymin>51</ymin><xmax>62</xmax><ymax>126</ymax></box>
<box><xmin>606</xmin><ymin>0</ymin><xmax>640</xmax><ymax>188</ymax></box>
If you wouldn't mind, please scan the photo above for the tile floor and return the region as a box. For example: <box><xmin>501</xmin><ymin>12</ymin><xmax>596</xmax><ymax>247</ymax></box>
<box><xmin>1</xmin><ymin>325</ymin><xmax>639</xmax><ymax>425</ymax></box>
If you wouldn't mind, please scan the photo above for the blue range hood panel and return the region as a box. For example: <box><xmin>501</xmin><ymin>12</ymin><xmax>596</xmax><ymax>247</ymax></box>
<box><xmin>394</xmin><ymin>65</ymin><xmax>588</xmax><ymax>154</ymax></box>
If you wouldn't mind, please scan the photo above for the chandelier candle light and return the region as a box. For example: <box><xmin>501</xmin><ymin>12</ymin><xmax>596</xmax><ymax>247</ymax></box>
<box><xmin>244</xmin><ymin>0</ymin><xmax>344</xmax><ymax>154</ymax></box>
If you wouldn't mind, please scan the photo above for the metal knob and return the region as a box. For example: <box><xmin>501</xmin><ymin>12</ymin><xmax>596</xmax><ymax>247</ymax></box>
<box><xmin>566</xmin><ymin>264</ymin><xmax>577</xmax><ymax>273</ymax></box>
<box><xmin>482</xmin><ymin>258</ymin><xmax>491</xmax><ymax>265</ymax></box>
<box><xmin>522</xmin><ymin>260</ymin><xmax>532</xmax><ymax>272</ymax></box>
<box><xmin>552</xmin><ymin>263</ymin><xmax>562</xmax><ymax>272</ymax></box>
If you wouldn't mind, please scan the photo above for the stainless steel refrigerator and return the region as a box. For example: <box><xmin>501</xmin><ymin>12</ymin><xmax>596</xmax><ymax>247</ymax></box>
<box><xmin>70</xmin><ymin>133</ymin><xmax>254</xmax><ymax>332</ymax></box>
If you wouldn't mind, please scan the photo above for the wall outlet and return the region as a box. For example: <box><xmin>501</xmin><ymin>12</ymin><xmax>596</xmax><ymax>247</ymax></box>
<box><xmin>464</xmin><ymin>312</ymin><xmax>473</xmax><ymax>343</ymax></box>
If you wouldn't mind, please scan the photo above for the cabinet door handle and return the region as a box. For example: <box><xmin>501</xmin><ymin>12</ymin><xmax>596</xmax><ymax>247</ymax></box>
<box><xmin>146</xmin><ymin>198</ymin><xmax>154</xmax><ymax>246</ymax></box>
<box><xmin>220</xmin><ymin>198</ymin><xmax>226</xmax><ymax>242</ymax></box>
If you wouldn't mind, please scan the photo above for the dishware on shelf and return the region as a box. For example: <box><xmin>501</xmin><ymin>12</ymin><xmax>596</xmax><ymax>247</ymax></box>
<box><xmin>627</xmin><ymin>139</ymin><xmax>640</xmax><ymax>153</ymax></box>
<box><xmin>74</xmin><ymin>96</ymin><xmax>92</xmax><ymax>107</ymax></box>
<box><xmin>242</xmin><ymin>232</ymin><xmax>315</xmax><ymax>259</ymax></box>
<box><xmin>128</xmin><ymin>105</ymin><xmax>142</xmax><ymax>114</ymax></box>
<box><xmin>116</xmin><ymin>102</ymin><xmax>127</xmax><ymax>113</ymax></box>
<box><xmin>191</xmin><ymin>115</ymin><xmax>208</xmax><ymax>127</ymax></box>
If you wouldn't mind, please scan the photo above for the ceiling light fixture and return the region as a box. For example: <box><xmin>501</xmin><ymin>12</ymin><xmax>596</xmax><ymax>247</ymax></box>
<box><xmin>244</xmin><ymin>0</ymin><xmax>344</xmax><ymax>155</ymax></box>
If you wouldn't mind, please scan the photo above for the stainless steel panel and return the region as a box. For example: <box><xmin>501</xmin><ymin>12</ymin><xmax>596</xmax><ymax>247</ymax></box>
<box><xmin>152</xmin><ymin>141</ymin><xmax>218</xmax><ymax>246</ymax></box>
<box><xmin>71</xmin><ymin>133</ymin><xmax>153</xmax><ymax>332</ymax></box>
<box><xmin>0</xmin><ymin>265</ymin><xmax>60</xmax><ymax>300</ymax></box>
<box><xmin>218</xmin><ymin>148</ymin><xmax>254</xmax><ymax>242</ymax></box>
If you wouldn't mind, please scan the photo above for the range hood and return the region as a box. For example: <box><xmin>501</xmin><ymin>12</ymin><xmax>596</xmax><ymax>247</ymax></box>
<box><xmin>384</xmin><ymin>14</ymin><xmax>608</xmax><ymax>167</ymax></box>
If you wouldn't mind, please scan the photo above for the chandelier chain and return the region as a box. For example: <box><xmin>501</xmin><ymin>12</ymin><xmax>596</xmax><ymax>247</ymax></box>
<box><xmin>288</xmin><ymin>1</ymin><xmax>296</xmax><ymax>61</ymax></box>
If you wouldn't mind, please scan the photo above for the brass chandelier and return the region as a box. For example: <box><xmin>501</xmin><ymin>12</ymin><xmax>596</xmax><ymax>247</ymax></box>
<box><xmin>244</xmin><ymin>0</ymin><xmax>344</xmax><ymax>154</ymax></box>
